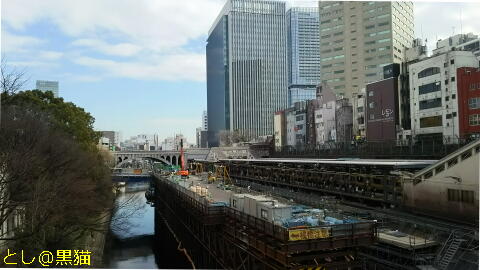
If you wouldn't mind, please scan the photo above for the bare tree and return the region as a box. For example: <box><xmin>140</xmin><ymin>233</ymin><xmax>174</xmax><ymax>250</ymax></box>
<box><xmin>219</xmin><ymin>129</ymin><xmax>252</xmax><ymax>146</ymax></box>
<box><xmin>0</xmin><ymin>105</ymin><xmax>115</xmax><ymax>256</ymax></box>
<box><xmin>1</xmin><ymin>56</ymin><xmax>28</xmax><ymax>94</ymax></box>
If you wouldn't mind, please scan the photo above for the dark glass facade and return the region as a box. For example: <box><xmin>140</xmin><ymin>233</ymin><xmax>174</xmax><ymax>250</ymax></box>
<box><xmin>206</xmin><ymin>16</ymin><xmax>229</xmax><ymax>147</ymax></box>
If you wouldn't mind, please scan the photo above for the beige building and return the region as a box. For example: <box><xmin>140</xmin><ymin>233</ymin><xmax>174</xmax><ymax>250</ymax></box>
<box><xmin>402</xmin><ymin>140</ymin><xmax>479</xmax><ymax>224</ymax></box>
<box><xmin>318</xmin><ymin>1</ymin><xmax>414</xmax><ymax>99</ymax></box>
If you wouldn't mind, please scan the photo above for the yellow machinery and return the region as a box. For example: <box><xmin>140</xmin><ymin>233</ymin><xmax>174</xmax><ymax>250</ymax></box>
<box><xmin>195</xmin><ymin>163</ymin><xmax>204</xmax><ymax>175</ymax></box>
<box><xmin>207</xmin><ymin>165</ymin><xmax>231</xmax><ymax>185</ymax></box>
<box><xmin>189</xmin><ymin>162</ymin><xmax>205</xmax><ymax>175</ymax></box>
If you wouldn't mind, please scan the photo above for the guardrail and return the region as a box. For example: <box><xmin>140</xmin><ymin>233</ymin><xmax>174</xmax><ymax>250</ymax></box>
<box><xmin>273</xmin><ymin>137</ymin><xmax>470</xmax><ymax>159</ymax></box>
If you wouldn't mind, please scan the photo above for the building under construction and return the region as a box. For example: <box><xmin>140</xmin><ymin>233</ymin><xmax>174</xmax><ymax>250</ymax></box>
<box><xmin>154</xmin><ymin>139</ymin><xmax>479</xmax><ymax>269</ymax></box>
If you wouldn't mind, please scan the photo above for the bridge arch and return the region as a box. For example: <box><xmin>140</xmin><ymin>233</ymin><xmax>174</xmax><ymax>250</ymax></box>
<box><xmin>144</xmin><ymin>157</ymin><xmax>172</xmax><ymax>166</ymax></box>
<box><xmin>116</xmin><ymin>156</ymin><xmax>172</xmax><ymax>168</ymax></box>
<box><xmin>172</xmin><ymin>156</ymin><xmax>177</xmax><ymax>166</ymax></box>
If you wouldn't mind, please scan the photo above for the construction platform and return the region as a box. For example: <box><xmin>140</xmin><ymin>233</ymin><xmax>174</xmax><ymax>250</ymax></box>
<box><xmin>377</xmin><ymin>229</ymin><xmax>437</xmax><ymax>250</ymax></box>
<box><xmin>153</xmin><ymin>173</ymin><xmax>377</xmax><ymax>269</ymax></box>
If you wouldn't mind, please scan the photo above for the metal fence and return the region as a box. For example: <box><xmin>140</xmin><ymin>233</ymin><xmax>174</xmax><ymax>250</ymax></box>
<box><xmin>272</xmin><ymin>137</ymin><xmax>470</xmax><ymax>159</ymax></box>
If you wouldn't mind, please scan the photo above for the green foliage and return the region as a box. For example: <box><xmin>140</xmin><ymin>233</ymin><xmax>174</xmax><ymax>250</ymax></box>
<box><xmin>1</xmin><ymin>90</ymin><xmax>101</xmax><ymax>149</ymax></box>
<box><xmin>0</xmin><ymin>90</ymin><xmax>114</xmax><ymax>260</ymax></box>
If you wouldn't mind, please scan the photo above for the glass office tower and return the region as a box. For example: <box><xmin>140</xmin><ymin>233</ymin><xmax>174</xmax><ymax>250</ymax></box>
<box><xmin>287</xmin><ymin>7</ymin><xmax>321</xmax><ymax>107</ymax></box>
<box><xmin>207</xmin><ymin>0</ymin><xmax>288</xmax><ymax>146</ymax></box>
<box><xmin>36</xmin><ymin>80</ymin><xmax>59</xmax><ymax>97</ymax></box>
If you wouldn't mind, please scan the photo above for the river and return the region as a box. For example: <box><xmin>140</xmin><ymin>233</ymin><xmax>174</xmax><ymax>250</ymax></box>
<box><xmin>105</xmin><ymin>181</ymin><xmax>192</xmax><ymax>269</ymax></box>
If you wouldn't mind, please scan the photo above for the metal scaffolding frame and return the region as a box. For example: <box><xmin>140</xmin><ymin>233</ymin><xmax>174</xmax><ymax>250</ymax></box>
<box><xmin>153</xmin><ymin>174</ymin><xmax>377</xmax><ymax>269</ymax></box>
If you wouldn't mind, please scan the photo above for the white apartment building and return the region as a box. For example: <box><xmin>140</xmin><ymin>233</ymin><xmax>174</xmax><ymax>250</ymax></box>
<box><xmin>409</xmin><ymin>50</ymin><xmax>479</xmax><ymax>140</ymax></box>
<box><xmin>315</xmin><ymin>99</ymin><xmax>337</xmax><ymax>144</ymax></box>
<box><xmin>318</xmin><ymin>1</ymin><xmax>414</xmax><ymax>99</ymax></box>
<box><xmin>286</xmin><ymin>109</ymin><xmax>296</xmax><ymax>147</ymax></box>
<box><xmin>352</xmin><ymin>88</ymin><xmax>367</xmax><ymax>138</ymax></box>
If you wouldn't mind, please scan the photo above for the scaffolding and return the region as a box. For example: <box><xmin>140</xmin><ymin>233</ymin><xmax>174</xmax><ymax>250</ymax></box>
<box><xmin>153</xmin><ymin>174</ymin><xmax>377</xmax><ymax>269</ymax></box>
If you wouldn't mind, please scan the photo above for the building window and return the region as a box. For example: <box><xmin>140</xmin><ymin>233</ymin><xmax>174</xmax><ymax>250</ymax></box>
<box><xmin>368</xmin><ymin>91</ymin><xmax>374</xmax><ymax>96</ymax></box>
<box><xmin>469</xmin><ymin>97</ymin><xmax>480</xmax><ymax>109</ymax></box>
<box><xmin>369</xmin><ymin>102</ymin><xmax>375</xmax><ymax>108</ymax></box>
<box><xmin>448</xmin><ymin>189</ymin><xmax>474</xmax><ymax>204</ymax></box>
<box><xmin>469</xmin><ymin>114</ymin><xmax>480</xmax><ymax>126</ymax></box>
<box><xmin>451</xmin><ymin>77</ymin><xmax>455</xmax><ymax>82</ymax></box>
<box><xmin>261</xmin><ymin>209</ymin><xmax>268</xmax><ymax>219</ymax></box>
<box><xmin>419</xmin><ymin>98</ymin><xmax>442</xmax><ymax>110</ymax></box>
<box><xmin>450</xmin><ymin>59</ymin><xmax>455</xmax><ymax>65</ymax></box>
<box><xmin>418</xmin><ymin>82</ymin><xmax>441</xmax><ymax>95</ymax></box>
<box><xmin>470</xmin><ymin>83</ymin><xmax>476</xmax><ymax>90</ymax></box>
<box><xmin>420</xmin><ymin>116</ymin><xmax>442</xmax><ymax>128</ymax></box>
<box><xmin>418</xmin><ymin>67</ymin><xmax>440</xmax><ymax>79</ymax></box>
<box><xmin>369</xmin><ymin>114</ymin><xmax>375</xmax><ymax>120</ymax></box>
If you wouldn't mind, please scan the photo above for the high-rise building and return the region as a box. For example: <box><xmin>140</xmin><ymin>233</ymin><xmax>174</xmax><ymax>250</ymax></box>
<box><xmin>287</xmin><ymin>7</ymin><xmax>320</xmax><ymax>107</ymax></box>
<box><xmin>36</xmin><ymin>80</ymin><xmax>59</xmax><ymax>97</ymax></box>
<box><xmin>196</xmin><ymin>111</ymin><xmax>209</xmax><ymax>148</ymax></box>
<box><xmin>207</xmin><ymin>0</ymin><xmax>288</xmax><ymax>147</ymax></box>
<box><xmin>318</xmin><ymin>1</ymin><xmax>414</xmax><ymax>99</ymax></box>
<box><xmin>202</xmin><ymin>110</ymin><xmax>208</xmax><ymax>131</ymax></box>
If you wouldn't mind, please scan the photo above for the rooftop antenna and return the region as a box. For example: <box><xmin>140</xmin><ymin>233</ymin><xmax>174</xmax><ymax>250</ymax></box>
<box><xmin>460</xmin><ymin>8</ymin><xmax>463</xmax><ymax>36</ymax></box>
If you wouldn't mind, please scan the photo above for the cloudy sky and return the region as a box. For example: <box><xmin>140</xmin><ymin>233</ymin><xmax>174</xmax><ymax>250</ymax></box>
<box><xmin>1</xmin><ymin>0</ymin><xmax>479</xmax><ymax>143</ymax></box>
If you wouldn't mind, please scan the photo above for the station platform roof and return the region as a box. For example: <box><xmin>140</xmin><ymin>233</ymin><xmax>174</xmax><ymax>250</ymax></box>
<box><xmin>220</xmin><ymin>158</ymin><xmax>437</xmax><ymax>169</ymax></box>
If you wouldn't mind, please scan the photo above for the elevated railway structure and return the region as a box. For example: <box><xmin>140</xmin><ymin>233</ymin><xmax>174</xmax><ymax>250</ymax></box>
<box><xmin>219</xmin><ymin>158</ymin><xmax>436</xmax><ymax>207</ymax></box>
<box><xmin>189</xmin><ymin>140</ymin><xmax>479</xmax><ymax>269</ymax></box>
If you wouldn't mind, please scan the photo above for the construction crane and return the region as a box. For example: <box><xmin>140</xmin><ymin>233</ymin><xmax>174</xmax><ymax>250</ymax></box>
<box><xmin>177</xmin><ymin>139</ymin><xmax>189</xmax><ymax>178</ymax></box>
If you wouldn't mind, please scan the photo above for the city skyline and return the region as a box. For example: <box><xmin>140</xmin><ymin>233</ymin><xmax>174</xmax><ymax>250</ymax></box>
<box><xmin>2</xmin><ymin>0</ymin><xmax>480</xmax><ymax>142</ymax></box>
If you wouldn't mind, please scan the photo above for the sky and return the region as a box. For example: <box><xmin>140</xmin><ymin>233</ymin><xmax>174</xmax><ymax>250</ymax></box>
<box><xmin>1</xmin><ymin>0</ymin><xmax>480</xmax><ymax>143</ymax></box>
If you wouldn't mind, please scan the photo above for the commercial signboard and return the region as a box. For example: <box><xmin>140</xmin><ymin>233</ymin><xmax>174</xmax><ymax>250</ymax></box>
<box><xmin>366</xmin><ymin>77</ymin><xmax>399</xmax><ymax>141</ymax></box>
<box><xmin>288</xmin><ymin>227</ymin><xmax>330</xmax><ymax>241</ymax></box>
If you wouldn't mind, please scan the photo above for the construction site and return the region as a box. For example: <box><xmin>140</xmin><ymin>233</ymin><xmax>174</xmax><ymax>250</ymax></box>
<box><xmin>151</xmin><ymin>139</ymin><xmax>479</xmax><ymax>270</ymax></box>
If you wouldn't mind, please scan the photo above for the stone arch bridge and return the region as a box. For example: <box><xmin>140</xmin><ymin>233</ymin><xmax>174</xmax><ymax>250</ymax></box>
<box><xmin>112</xmin><ymin>148</ymin><xmax>213</xmax><ymax>167</ymax></box>
<box><xmin>113</xmin><ymin>150</ymin><xmax>182</xmax><ymax>166</ymax></box>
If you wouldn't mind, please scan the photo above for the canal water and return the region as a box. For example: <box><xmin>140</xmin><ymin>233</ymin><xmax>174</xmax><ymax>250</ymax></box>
<box><xmin>105</xmin><ymin>181</ymin><xmax>192</xmax><ymax>269</ymax></box>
